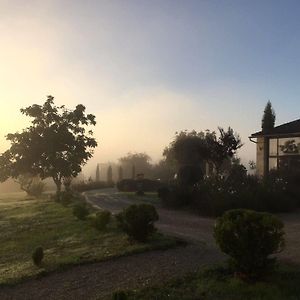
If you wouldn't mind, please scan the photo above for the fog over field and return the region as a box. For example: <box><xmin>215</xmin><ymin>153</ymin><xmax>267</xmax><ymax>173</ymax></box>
<box><xmin>1</xmin><ymin>0</ymin><xmax>300</xmax><ymax>180</ymax></box>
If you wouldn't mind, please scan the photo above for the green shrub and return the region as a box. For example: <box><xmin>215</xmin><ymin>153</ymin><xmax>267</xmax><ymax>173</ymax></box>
<box><xmin>161</xmin><ymin>174</ymin><xmax>298</xmax><ymax>216</ymax></box>
<box><xmin>72</xmin><ymin>203</ymin><xmax>89</xmax><ymax>220</ymax></box>
<box><xmin>60</xmin><ymin>191</ymin><xmax>74</xmax><ymax>205</ymax></box>
<box><xmin>92</xmin><ymin>210</ymin><xmax>111</xmax><ymax>231</ymax></box>
<box><xmin>214</xmin><ymin>209</ymin><xmax>285</xmax><ymax>279</ymax></box>
<box><xmin>116</xmin><ymin>204</ymin><xmax>159</xmax><ymax>242</ymax></box>
<box><xmin>159</xmin><ymin>184</ymin><xmax>193</xmax><ymax>208</ymax></box>
<box><xmin>112</xmin><ymin>290</ymin><xmax>128</xmax><ymax>300</ymax></box>
<box><xmin>32</xmin><ymin>246</ymin><xmax>44</xmax><ymax>266</ymax></box>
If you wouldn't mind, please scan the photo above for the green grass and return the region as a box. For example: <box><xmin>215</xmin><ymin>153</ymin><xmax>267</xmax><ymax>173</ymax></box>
<box><xmin>0</xmin><ymin>192</ymin><xmax>176</xmax><ymax>285</ymax></box>
<box><xmin>120</xmin><ymin>192</ymin><xmax>160</xmax><ymax>205</ymax></box>
<box><xmin>119</xmin><ymin>265</ymin><xmax>300</xmax><ymax>300</ymax></box>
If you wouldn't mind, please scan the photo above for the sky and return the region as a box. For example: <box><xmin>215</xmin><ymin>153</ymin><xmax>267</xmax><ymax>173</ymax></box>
<box><xmin>1</xmin><ymin>0</ymin><xmax>300</xmax><ymax>176</ymax></box>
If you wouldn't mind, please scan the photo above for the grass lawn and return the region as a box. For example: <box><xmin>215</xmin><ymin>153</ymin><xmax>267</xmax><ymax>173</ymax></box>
<box><xmin>120</xmin><ymin>265</ymin><xmax>300</xmax><ymax>300</ymax></box>
<box><xmin>0</xmin><ymin>192</ymin><xmax>176</xmax><ymax>285</ymax></box>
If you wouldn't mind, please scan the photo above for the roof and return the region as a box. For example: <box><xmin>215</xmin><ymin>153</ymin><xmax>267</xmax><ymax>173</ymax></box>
<box><xmin>250</xmin><ymin>119</ymin><xmax>300</xmax><ymax>138</ymax></box>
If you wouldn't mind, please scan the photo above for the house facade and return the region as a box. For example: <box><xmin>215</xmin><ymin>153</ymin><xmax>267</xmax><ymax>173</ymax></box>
<box><xmin>250</xmin><ymin>119</ymin><xmax>300</xmax><ymax>176</ymax></box>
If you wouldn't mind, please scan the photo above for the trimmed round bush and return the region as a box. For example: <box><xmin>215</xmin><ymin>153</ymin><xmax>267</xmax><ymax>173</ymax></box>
<box><xmin>32</xmin><ymin>246</ymin><xmax>44</xmax><ymax>266</ymax></box>
<box><xmin>116</xmin><ymin>204</ymin><xmax>159</xmax><ymax>242</ymax></box>
<box><xmin>72</xmin><ymin>203</ymin><xmax>89</xmax><ymax>220</ymax></box>
<box><xmin>91</xmin><ymin>210</ymin><xmax>111</xmax><ymax>231</ymax></box>
<box><xmin>214</xmin><ymin>209</ymin><xmax>285</xmax><ymax>279</ymax></box>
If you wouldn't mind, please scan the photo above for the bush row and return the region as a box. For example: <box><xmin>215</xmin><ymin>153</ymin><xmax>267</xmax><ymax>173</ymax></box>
<box><xmin>158</xmin><ymin>169</ymin><xmax>300</xmax><ymax>216</ymax></box>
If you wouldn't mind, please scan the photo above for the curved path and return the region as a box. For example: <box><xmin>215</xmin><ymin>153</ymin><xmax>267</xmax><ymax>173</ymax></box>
<box><xmin>84</xmin><ymin>188</ymin><xmax>217</xmax><ymax>247</ymax></box>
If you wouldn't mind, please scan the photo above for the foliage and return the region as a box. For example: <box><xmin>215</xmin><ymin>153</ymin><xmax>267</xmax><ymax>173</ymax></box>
<box><xmin>157</xmin><ymin>186</ymin><xmax>170</xmax><ymax>199</ymax></box>
<box><xmin>0</xmin><ymin>96</ymin><xmax>97</xmax><ymax>192</ymax></box>
<box><xmin>55</xmin><ymin>190</ymin><xmax>75</xmax><ymax>206</ymax></box>
<box><xmin>122</xmin><ymin>265</ymin><xmax>300</xmax><ymax>300</ymax></box>
<box><xmin>96</xmin><ymin>164</ymin><xmax>100</xmax><ymax>182</ymax></box>
<box><xmin>72</xmin><ymin>203</ymin><xmax>89</xmax><ymax>220</ymax></box>
<box><xmin>117</xmin><ymin>179</ymin><xmax>161</xmax><ymax>192</ymax></box>
<box><xmin>32</xmin><ymin>246</ymin><xmax>44</xmax><ymax>266</ymax></box>
<box><xmin>14</xmin><ymin>174</ymin><xmax>45</xmax><ymax>197</ymax></box>
<box><xmin>91</xmin><ymin>210</ymin><xmax>111</xmax><ymax>231</ymax></box>
<box><xmin>177</xmin><ymin>164</ymin><xmax>203</xmax><ymax>186</ymax></box>
<box><xmin>27</xmin><ymin>181</ymin><xmax>46</xmax><ymax>198</ymax></box>
<box><xmin>116</xmin><ymin>204</ymin><xmax>159</xmax><ymax>242</ymax></box>
<box><xmin>262</xmin><ymin>101</ymin><xmax>276</xmax><ymax>133</ymax></box>
<box><xmin>119</xmin><ymin>152</ymin><xmax>152</xmax><ymax>178</ymax></box>
<box><xmin>164</xmin><ymin>128</ymin><xmax>242</xmax><ymax>179</ymax></box>
<box><xmin>158</xmin><ymin>183</ymin><xmax>193</xmax><ymax>208</ymax></box>
<box><xmin>72</xmin><ymin>180</ymin><xmax>114</xmax><ymax>192</ymax></box>
<box><xmin>118</xmin><ymin>166</ymin><xmax>123</xmax><ymax>181</ymax></box>
<box><xmin>150</xmin><ymin>159</ymin><xmax>176</xmax><ymax>181</ymax></box>
<box><xmin>63</xmin><ymin>177</ymin><xmax>72</xmax><ymax>192</ymax></box>
<box><xmin>214</xmin><ymin>209</ymin><xmax>285</xmax><ymax>279</ymax></box>
<box><xmin>159</xmin><ymin>163</ymin><xmax>299</xmax><ymax>215</ymax></box>
<box><xmin>107</xmin><ymin>165</ymin><xmax>113</xmax><ymax>183</ymax></box>
<box><xmin>112</xmin><ymin>290</ymin><xmax>128</xmax><ymax>300</ymax></box>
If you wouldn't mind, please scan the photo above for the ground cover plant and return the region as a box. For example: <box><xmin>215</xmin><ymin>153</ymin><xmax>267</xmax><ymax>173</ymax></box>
<box><xmin>115</xmin><ymin>264</ymin><xmax>300</xmax><ymax>300</ymax></box>
<box><xmin>0</xmin><ymin>192</ymin><xmax>176</xmax><ymax>285</ymax></box>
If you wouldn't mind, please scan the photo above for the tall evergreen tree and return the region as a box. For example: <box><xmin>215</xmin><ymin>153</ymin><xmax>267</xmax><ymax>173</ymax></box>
<box><xmin>118</xmin><ymin>166</ymin><xmax>123</xmax><ymax>181</ymax></box>
<box><xmin>107</xmin><ymin>165</ymin><xmax>113</xmax><ymax>183</ymax></box>
<box><xmin>95</xmin><ymin>164</ymin><xmax>100</xmax><ymax>182</ymax></box>
<box><xmin>262</xmin><ymin>101</ymin><xmax>276</xmax><ymax>132</ymax></box>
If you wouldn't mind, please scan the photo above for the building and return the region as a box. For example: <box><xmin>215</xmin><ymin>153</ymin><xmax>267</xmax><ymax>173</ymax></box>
<box><xmin>250</xmin><ymin>119</ymin><xmax>300</xmax><ymax>176</ymax></box>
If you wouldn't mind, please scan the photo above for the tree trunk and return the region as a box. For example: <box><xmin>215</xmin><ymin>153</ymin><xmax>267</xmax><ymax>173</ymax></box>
<box><xmin>53</xmin><ymin>177</ymin><xmax>62</xmax><ymax>193</ymax></box>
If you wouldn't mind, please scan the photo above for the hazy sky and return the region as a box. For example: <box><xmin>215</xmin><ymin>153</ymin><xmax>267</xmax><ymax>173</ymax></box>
<box><xmin>1</xmin><ymin>0</ymin><xmax>300</xmax><ymax>176</ymax></box>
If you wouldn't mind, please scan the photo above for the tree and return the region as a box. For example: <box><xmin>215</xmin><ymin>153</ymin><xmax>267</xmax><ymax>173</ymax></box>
<box><xmin>96</xmin><ymin>164</ymin><xmax>100</xmax><ymax>182</ymax></box>
<box><xmin>207</xmin><ymin>127</ymin><xmax>243</xmax><ymax>174</ymax></box>
<box><xmin>119</xmin><ymin>152</ymin><xmax>151</xmax><ymax>177</ymax></box>
<box><xmin>164</xmin><ymin>128</ymin><xmax>242</xmax><ymax>179</ymax></box>
<box><xmin>151</xmin><ymin>159</ymin><xmax>176</xmax><ymax>181</ymax></box>
<box><xmin>118</xmin><ymin>166</ymin><xmax>123</xmax><ymax>181</ymax></box>
<box><xmin>0</xmin><ymin>96</ymin><xmax>97</xmax><ymax>192</ymax></box>
<box><xmin>262</xmin><ymin>101</ymin><xmax>276</xmax><ymax>133</ymax></box>
<box><xmin>107</xmin><ymin>165</ymin><xmax>113</xmax><ymax>183</ymax></box>
<box><xmin>132</xmin><ymin>164</ymin><xmax>136</xmax><ymax>179</ymax></box>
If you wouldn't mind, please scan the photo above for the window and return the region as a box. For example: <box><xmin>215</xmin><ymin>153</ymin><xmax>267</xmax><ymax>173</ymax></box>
<box><xmin>278</xmin><ymin>137</ymin><xmax>300</xmax><ymax>156</ymax></box>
